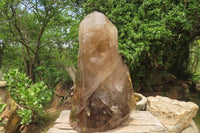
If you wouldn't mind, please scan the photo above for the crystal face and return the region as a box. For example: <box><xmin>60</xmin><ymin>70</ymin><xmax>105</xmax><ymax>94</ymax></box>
<box><xmin>70</xmin><ymin>11</ymin><xmax>136</xmax><ymax>132</ymax></box>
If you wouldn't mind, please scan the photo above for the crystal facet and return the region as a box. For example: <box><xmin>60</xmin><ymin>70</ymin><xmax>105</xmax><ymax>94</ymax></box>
<box><xmin>70</xmin><ymin>11</ymin><xmax>136</xmax><ymax>132</ymax></box>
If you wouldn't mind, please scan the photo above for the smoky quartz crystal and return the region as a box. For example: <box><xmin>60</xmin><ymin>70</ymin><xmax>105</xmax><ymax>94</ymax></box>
<box><xmin>70</xmin><ymin>11</ymin><xmax>136</xmax><ymax>132</ymax></box>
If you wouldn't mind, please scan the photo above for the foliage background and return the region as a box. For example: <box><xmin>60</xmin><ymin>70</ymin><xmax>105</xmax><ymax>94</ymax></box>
<box><xmin>81</xmin><ymin>0</ymin><xmax>200</xmax><ymax>88</ymax></box>
<box><xmin>1</xmin><ymin>0</ymin><xmax>200</xmax><ymax>89</ymax></box>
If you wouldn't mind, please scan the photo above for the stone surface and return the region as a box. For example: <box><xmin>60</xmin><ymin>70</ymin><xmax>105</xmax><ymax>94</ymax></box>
<box><xmin>51</xmin><ymin>81</ymin><xmax>68</xmax><ymax>108</ymax></box>
<box><xmin>0</xmin><ymin>70</ymin><xmax>3</xmax><ymax>80</ymax></box>
<box><xmin>150</xmin><ymin>71</ymin><xmax>176</xmax><ymax>86</ymax></box>
<box><xmin>165</xmin><ymin>80</ymin><xmax>192</xmax><ymax>100</ymax></box>
<box><xmin>196</xmin><ymin>83</ymin><xmax>200</xmax><ymax>91</ymax></box>
<box><xmin>149</xmin><ymin>72</ymin><xmax>192</xmax><ymax>100</ymax></box>
<box><xmin>48</xmin><ymin>110</ymin><xmax>167</xmax><ymax>133</ymax></box>
<box><xmin>54</xmin><ymin>82</ymin><xmax>67</xmax><ymax>97</ymax></box>
<box><xmin>0</xmin><ymin>82</ymin><xmax>9</xmax><ymax>104</ymax></box>
<box><xmin>151</xmin><ymin>79</ymin><xmax>192</xmax><ymax>100</ymax></box>
<box><xmin>70</xmin><ymin>11</ymin><xmax>136</xmax><ymax>132</ymax></box>
<box><xmin>134</xmin><ymin>93</ymin><xmax>147</xmax><ymax>111</ymax></box>
<box><xmin>147</xmin><ymin>96</ymin><xmax>199</xmax><ymax>133</ymax></box>
<box><xmin>0</xmin><ymin>81</ymin><xmax>21</xmax><ymax>133</ymax></box>
<box><xmin>165</xmin><ymin>85</ymin><xmax>189</xmax><ymax>100</ymax></box>
<box><xmin>0</xmin><ymin>81</ymin><xmax>7</xmax><ymax>88</ymax></box>
<box><xmin>0</xmin><ymin>126</ymin><xmax>4</xmax><ymax>133</ymax></box>
<box><xmin>153</xmin><ymin>85</ymin><xmax>166</xmax><ymax>92</ymax></box>
<box><xmin>181</xmin><ymin>120</ymin><xmax>199</xmax><ymax>133</ymax></box>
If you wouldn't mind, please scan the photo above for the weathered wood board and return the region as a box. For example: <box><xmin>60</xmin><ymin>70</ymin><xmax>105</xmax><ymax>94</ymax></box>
<box><xmin>48</xmin><ymin>110</ymin><xmax>167</xmax><ymax>133</ymax></box>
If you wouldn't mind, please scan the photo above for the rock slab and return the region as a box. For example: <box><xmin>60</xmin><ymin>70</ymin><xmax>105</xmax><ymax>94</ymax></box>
<box><xmin>0</xmin><ymin>81</ymin><xmax>21</xmax><ymax>133</ymax></box>
<box><xmin>0</xmin><ymin>81</ymin><xmax>7</xmax><ymax>88</ymax></box>
<box><xmin>147</xmin><ymin>96</ymin><xmax>199</xmax><ymax>133</ymax></box>
<box><xmin>48</xmin><ymin>110</ymin><xmax>167</xmax><ymax>133</ymax></box>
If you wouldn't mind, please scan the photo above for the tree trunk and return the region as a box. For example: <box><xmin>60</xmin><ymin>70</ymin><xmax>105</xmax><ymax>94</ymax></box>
<box><xmin>0</xmin><ymin>43</ymin><xmax>5</xmax><ymax>70</ymax></box>
<box><xmin>29</xmin><ymin>62</ymin><xmax>36</xmax><ymax>83</ymax></box>
<box><xmin>22</xmin><ymin>46</ymin><xmax>29</xmax><ymax>76</ymax></box>
<box><xmin>170</xmin><ymin>41</ymin><xmax>190</xmax><ymax>79</ymax></box>
<box><xmin>22</xmin><ymin>45</ymin><xmax>36</xmax><ymax>82</ymax></box>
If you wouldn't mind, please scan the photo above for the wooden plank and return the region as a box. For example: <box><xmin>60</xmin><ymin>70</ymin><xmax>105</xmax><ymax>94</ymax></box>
<box><xmin>48</xmin><ymin>110</ymin><xmax>167</xmax><ymax>133</ymax></box>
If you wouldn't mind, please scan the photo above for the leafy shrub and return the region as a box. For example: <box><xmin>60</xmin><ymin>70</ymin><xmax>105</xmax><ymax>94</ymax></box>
<box><xmin>0</xmin><ymin>97</ymin><xmax>6</xmax><ymax>113</ymax></box>
<box><xmin>0</xmin><ymin>97</ymin><xmax>7</xmax><ymax>125</ymax></box>
<box><xmin>82</xmin><ymin>0</ymin><xmax>200</xmax><ymax>87</ymax></box>
<box><xmin>3</xmin><ymin>69</ymin><xmax>52</xmax><ymax>125</ymax></box>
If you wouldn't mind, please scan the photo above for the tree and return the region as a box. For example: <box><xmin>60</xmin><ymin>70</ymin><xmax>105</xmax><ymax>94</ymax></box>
<box><xmin>82</xmin><ymin>0</ymin><xmax>200</xmax><ymax>87</ymax></box>
<box><xmin>0</xmin><ymin>0</ymin><xmax>70</xmax><ymax>82</ymax></box>
<box><xmin>32</xmin><ymin>5</ymin><xmax>79</xmax><ymax>88</ymax></box>
<box><xmin>189</xmin><ymin>39</ymin><xmax>200</xmax><ymax>81</ymax></box>
<box><xmin>0</xmin><ymin>41</ymin><xmax>4</xmax><ymax>69</ymax></box>
<box><xmin>0</xmin><ymin>9</ymin><xmax>14</xmax><ymax>70</ymax></box>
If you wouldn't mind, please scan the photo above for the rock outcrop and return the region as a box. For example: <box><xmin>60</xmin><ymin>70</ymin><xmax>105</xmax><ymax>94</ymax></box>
<box><xmin>165</xmin><ymin>85</ymin><xmax>189</xmax><ymax>100</ymax></box>
<box><xmin>51</xmin><ymin>81</ymin><xmax>73</xmax><ymax>108</ymax></box>
<box><xmin>147</xmin><ymin>96</ymin><xmax>199</xmax><ymax>133</ymax></box>
<box><xmin>51</xmin><ymin>81</ymin><xmax>67</xmax><ymax>108</ymax></box>
<box><xmin>147</xmin><ymin>71</ymin><xmax>196</xmax><ymax>100</ymax></box>
<box><xmin>0</xmin><ymin>81</ymin><xmax>21</xmax><ymax>133</ymax></box>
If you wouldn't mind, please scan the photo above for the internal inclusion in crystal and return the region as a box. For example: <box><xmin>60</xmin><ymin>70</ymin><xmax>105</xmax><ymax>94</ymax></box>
<box><xmin>70</xmin><ymin>11</ymin><xmax>136</xmax><ymax>132</ymax></box>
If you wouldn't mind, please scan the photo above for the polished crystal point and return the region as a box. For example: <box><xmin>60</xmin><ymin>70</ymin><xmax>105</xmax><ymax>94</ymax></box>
<box><xmin>70</xmin><ymin>11</ymin><xmax>136</xmax><ymax>132</ymax></box>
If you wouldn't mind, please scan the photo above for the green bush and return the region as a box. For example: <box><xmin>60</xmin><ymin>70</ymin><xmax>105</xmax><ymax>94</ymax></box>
<box><xmin>0</xmin><ymin>98</ymin><xmax>6</xmax><ymax>114</ymax></box>
<box><xmin>3</xmin><ymin>69</ymin><xmax>52</xmax><ymax>125</ymax></box>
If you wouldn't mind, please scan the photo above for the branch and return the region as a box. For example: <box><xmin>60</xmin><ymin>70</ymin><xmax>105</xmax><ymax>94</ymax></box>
<box><xmin>8</xmin><ymin>23</ymin><xmax>35</xmax><ymax>54</ymax></box>
<box><xmin>32</xmin><ymin>22</ymin><xmax>47</xmax><ymax>65</ymax></box>
<box><xmin>2</xmin><ymin>1</ymin><xmax>36</xmax><ymax>54</ymax></box>
<box><xmin>164</xmin><ymin>45</ymin><xmax>182</xmax><ymax>69</ymax></box>
<box><xmin>0</xmin><ymin>19</ymin><xmax>15</xmax><ymax>24</ymax></box>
